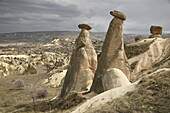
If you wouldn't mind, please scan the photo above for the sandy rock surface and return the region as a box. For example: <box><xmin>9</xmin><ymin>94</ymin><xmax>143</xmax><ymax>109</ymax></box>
<box><xmin>91</xmin><ymin>11</ymin><xmax>130</xmax><ymax>94</ymax></box>
<box><xmin>72</xmin><ymin>83</ymin><xmax>136</xmax><ymax>113</ymax></box>
<box><xmin>128</xmin><ymin>38</ymin><xmax>170</xmax><ymax>75</ymax></box>
<box><xmin>60</xmin><ymin>25</ymin><xmax>97</xmax><ymax>98</ymax></box>
<box><xmin>102</xmin><ymin>68</ymin><xmax>131</xmax><ymax>91</ymax></box>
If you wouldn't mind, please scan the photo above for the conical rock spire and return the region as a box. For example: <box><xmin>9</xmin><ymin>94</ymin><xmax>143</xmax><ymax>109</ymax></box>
<box><xmin>60</xmin><ymin>24</ymin><xmax>97</xmax><ymax>98</ymax></box>
<box><xmin>90</xmin><ymin>10</ymin><xmax>131</xmax><ymax>94</ymax></box>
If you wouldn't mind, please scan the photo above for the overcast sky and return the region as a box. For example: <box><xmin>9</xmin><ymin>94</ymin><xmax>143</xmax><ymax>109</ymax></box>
<box><xmin>0</xmin><ymin>0</ymin><xmax>170</xmax><ymax>34</ymax></box>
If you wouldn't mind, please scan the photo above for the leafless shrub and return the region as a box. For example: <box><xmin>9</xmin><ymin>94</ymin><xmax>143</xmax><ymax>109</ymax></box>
<box><xmin>13</xmin><ymin>79</ymin><xmax>25</xmax><ymax>89</ymax></box>
<box><xmin>35</xmin><ymin>88</ymin><xmax>48</xmax><ymax>99</ymax></box>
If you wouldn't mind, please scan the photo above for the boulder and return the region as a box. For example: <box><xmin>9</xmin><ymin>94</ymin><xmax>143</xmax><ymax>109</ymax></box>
<box><xmin>43</xmin><ymin>70</ymin><xmax>67</xmax><ymax>87</ymax></box>
<box><xmin>150</xmin><ymin>26</ymin><xmax>162</xmax><ymax>34</ymax></box>
<box><xmin>17</xmin><ymin>65</ymin><xmax>25</xmax><ymax>75</ymax></box>
<box><xmin>90</xmin><ymin>10</ymin><xmax>131</xmax><ymax>94</ymax></box>
<box><xmin>25</xmin><ymin>64</ymin><xmax>37</xmax><ymax>74</ymax></box>
<box><xmin>60</xmin><ymin>24</ymin><xmax>97</xmax><ymax>98</ymax></box>
<box><xmin>102</xmin><ymin>68</ymin><xmax>131</xmax><ymax>91</ymax></box>
<box><xmin>78</xmin><ymin>24</ymin><xmax>92</xmax><ymax>30</ymax></box>
<box><xmin>110</xmin><ymin>10</ymin><xmax>126</xmax><ymax>20</ymax></box>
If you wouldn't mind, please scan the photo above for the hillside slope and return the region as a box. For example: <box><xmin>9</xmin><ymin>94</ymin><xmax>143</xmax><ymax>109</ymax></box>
<box><xmin>84</xmin><ymin>68</ymin><xmax>170</xmax><ymax>113</ymax></box>
<box><xmin>72</xmin><ymin>38</ymin><xmax>170</xmax><ymax>113</ymax></box>
<box><xmin>125</xmin><ymin>38</ymin><xmax>170</xmax><ymax>80</ymax></box>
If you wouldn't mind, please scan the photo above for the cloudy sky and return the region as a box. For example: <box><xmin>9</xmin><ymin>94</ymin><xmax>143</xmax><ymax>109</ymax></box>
<box><xmin>0</xmin><ymin>0</ymin><xmax>170</xmax><ymax>34</ymax></box>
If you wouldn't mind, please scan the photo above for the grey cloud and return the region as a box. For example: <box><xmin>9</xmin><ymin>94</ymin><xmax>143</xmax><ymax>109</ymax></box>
<box><xmin>0</xmin><ymin>0</ymin><xmax>170</xmax><ymax>34</ymax></box>
<box><xmin>0</xmin><ymin>0</ymin><xmax>82</xmax><ymax>33</ymax></box>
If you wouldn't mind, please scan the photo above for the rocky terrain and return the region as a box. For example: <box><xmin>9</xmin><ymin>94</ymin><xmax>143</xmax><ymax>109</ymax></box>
<box><xmin>0</xmin><ymin>11</ymin><xmax>170</xmax><ymax>113</ymax></box>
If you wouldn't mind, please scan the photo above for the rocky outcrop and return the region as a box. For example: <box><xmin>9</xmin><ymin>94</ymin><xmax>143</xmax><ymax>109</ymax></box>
<box><xmin>72</xmin><ymin>68</ymin><xmax>170</xmax><ymax>113</ymax></box>
<box><xmin>60</xmin><ymin>24</ymin><xmax>97</xmax><ymax>98</ymax></box>
<box><xmin>72</xmin><ymin>81</ymin><xmax>136</xmax><ymax>113</ymax></box>
<box><xmin>43</xmin><ymin>70</ymin><xmax>67</xmax><ymax>87</ymax></box>
<box><xmin>102</xmin><ymin>68</ymin><xmax>131</xmax><ymax>91</ymax></box>
<box><xmin>149</xmin><ymin>26</ymin><xmax>162</xmax><ymax>38</ymax></box>
<box><xmin>128</xmin><ymin>38</ymin><xmax>170</xmax><ymax>76</ymax></box>
<box><xmin>90</xmin><ymin>10</ymin><xmax>131</xmax><ymax>94</ymax></box>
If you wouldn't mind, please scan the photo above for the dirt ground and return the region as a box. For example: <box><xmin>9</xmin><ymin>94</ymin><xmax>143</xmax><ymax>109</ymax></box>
<box><xmin>0</xmin><ymin>65</ymin><xmax>61</xmax><ymax>113</ymax></box>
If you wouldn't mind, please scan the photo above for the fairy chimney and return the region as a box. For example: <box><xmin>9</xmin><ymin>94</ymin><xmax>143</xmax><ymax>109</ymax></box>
<box><xmin>90</xmin><ymin>10</ymin><xmax>131</xmax><ymax>94</ymax></box>
<box><xmin>60</xmin><ymin>24</ymin><xmax>97</xmax><ymax>98</ymax></box>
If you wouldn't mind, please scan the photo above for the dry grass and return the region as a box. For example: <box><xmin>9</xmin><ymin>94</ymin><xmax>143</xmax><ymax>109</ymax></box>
<box><xmin>125</xmin><ymin>40</ymin><xmax>154</xmax><ymax>59</ymax></box>
<box><xmin>86</xmin><ymin>70</ymin><xmax>170</xmax><ymax>113</ymax></box>
<box><xmin>0</xmin><ymin>65</ymin><xmax>60</xmax><ymax>113</ymax></box>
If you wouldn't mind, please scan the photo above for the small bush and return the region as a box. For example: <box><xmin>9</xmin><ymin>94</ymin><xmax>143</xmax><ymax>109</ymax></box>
<box><xmin>36</xmin><ymin>88</ymin><xmax>48</xmax><ymax>99</ymax></box>
<box><xmin>13</xmin><ymin>79</ymin><xmax>25</xmax><ymax>89</ymax></box>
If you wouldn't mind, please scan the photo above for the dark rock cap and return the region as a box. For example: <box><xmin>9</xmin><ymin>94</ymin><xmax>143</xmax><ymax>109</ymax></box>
<box><xmin>78</xmin><ymin>24</ymin><xmax>92</xmax><ymax>30</ymax></box>
<box><xmin>150</xmin><ymin>26</ymin><xmax>162</xmax><ymax>34</ymax></box>
<box><xmin>110</xmin><ymin>10</ymin><xmax>126</xmax><ymax>20</ymax></box>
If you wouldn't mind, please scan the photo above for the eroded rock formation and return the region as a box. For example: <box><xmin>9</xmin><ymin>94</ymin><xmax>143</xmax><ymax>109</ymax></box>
<box><xmin>149</xmin><ymin>26</ymin><xmax>162</xmax><ymax>38</ymax></box>
<box><xmin>60</xmin><ymin>24</ymin><xmax>97</xmax><ymax>98</ymax></box>
<box><xmin>102</xmin><ymin>68</ymin><xmax>131</xmax><ymax>91</ymax></box>
<box><xmin>90</xmin><ymin>10</ymin><xmax>131</xmax><ymax>94</ymax></box>
<box><xmin>128</xmin><ymin>38</ymin><xmax>170</xmax><ymax>76</ymax></box>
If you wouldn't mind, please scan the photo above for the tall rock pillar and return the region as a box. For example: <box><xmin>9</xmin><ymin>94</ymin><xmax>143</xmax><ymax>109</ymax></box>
<box><xmin>60</xmin><ymin>24</ymin><xmax>97</xmax><ymax>98</ymax></box>
<box><xmin>90</xmin><ymin>10</ymin><xmax>131</xmax><ymax>94</ymax></box>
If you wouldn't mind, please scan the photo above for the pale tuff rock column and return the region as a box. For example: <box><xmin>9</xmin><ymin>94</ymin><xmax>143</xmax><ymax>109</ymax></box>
<box><xmin>60</xmin><ymin>24</ymin><xmax>97</xmax><ymax>98</ymax></box>
<box><xmin>90</xmin><ymin>10</ymin><xmax>131</xmax><ymax>94</ymax></box>
<box><xmin>149</xmin><ymin>26</ymin><xmax>163</xmax><ymax>38</ymax></box>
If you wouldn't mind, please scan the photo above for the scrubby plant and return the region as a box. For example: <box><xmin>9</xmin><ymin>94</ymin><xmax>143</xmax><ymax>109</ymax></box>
<box><xmin>12</xmin><ymin>79</ymin><xmax>25</xmax><ymax>89</ymax></box>
<box><xmin>35</xmin><ymin>88</ymin><xmax>48</xmax><ymax>99</ymax></box>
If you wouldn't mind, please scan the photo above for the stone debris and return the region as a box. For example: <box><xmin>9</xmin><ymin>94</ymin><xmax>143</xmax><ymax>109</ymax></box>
<box><xmin>90</xmin><ymin>10</ymin><xmax>131</xmax><ymax>94</ymax></box>
<box><xmin>60</xmin><ymin>24</ymin><xmax>97</xmax><ymax>98</ymax></box>
<box><xmin>149</xmin><ymin>26</ymin><xmax>163</xmax><ymax>38</ymax></box>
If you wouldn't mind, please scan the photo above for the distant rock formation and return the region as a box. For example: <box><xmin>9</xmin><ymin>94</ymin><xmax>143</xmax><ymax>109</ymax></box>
<box><xmin>128</xmin><ymin>38</ymin><xmax>170</xmax><ymax>76</ymax></box>
<box><xmin>60</xmin><ymin>24</ymin><xmax>97</xmax><ymax>98</ymax></box>
<box><xmin>25</xmin><ymin>63</ymin><xmax>37</xmax><ymax>74</ymax></box>
<box><xmin>90</xmin><ymin>10</ymin><xmax>131</xmax><ymax>94</ymax></box>
<box><xmin>149</xmin><ymin>26</ymin><xmax>162</xmax><ymax>38</ymax></box>
<box><xmin>102</xmin><ymin>68</ymin><xmax>131</xmax><ymax>91</ymax></box>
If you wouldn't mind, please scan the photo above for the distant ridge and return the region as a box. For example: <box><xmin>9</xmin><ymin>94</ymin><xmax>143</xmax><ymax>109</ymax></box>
<box><xmin>0</xmin><ymin>31</ymin><xmax>169</xmax><ymax>43</ymax></box>
<box><xmin>0</xmin><ymin>31</ymin><xmax>105</xmax><ymax>43</ymax></box>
